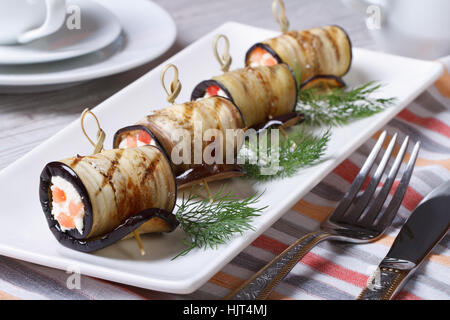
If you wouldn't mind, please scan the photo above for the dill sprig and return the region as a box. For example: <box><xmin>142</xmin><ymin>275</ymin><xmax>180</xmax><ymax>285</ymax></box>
<box><xmin>297</xmin><ymin>81</ymin><xmax>396</xmax><ymax>126</ymax></box>
<box><xmin>173</xmin><ymin>189</ymin><xmax>266</xmax><ymax>259</ymax></box>
<box><xmin>240</xmin><ymin>127</ymin><xmax>330</xmax><ymax>181</ymax></box>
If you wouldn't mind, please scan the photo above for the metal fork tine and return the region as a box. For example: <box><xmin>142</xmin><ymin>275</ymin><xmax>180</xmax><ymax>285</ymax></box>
<box><xmin>359</xmin><ymin>136</ymin><xmax>409</xmax><ymax>227</ymax></box>
<box><xmin>374</xmin><ymin>141</ymin><xmax>421</xmax><ymax>231</ymax></box>
<box><xmin>341</xmin><ymin>133</ymin><xmax>398</xmax><ymax>223</ymax></box>
<box><xmin>330</xmin><ymin>131</ymin><xmax>387</xmax><ymax>222</ymax></box>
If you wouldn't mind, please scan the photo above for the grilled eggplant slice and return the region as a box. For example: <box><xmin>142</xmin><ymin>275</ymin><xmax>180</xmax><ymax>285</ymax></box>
<box><xmin>39</xmin><ymin>146</ymin><xmax>178</xmax><ymax>252</ymax></box>
<box><xmin>245</xmin><ymin>25</ymin><xmax>352</xmax><ymax>85</ymax></box>
<box><xmin>191</xmin><ymin>64</ymin><xmax>298</xmax><ymax>128</ymax></box>
<box><xmin>113</xmin><ymin>97</ymin><xmax>246</xmax><ymax>182</ymax></box>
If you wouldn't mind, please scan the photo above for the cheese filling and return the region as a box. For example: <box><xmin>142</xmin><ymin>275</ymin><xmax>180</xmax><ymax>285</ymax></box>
<box><xmin>50</xmin><ymin>176</ymin><xmax>85</xmax><ymax>234</ymax></box>
<box><xmin>248</xmin><ymin>47</ymin><xmax>278</xmax><ymax>67</ymax></box>
<box><xmin>201</xmin><ymin>85</ymin><xmax>227</xmax><ymax>99</ymax></box>
<box><xmin>118</xmin><ymin>130</ymin><xmax>155</xmax><ymax>149</ymax></box>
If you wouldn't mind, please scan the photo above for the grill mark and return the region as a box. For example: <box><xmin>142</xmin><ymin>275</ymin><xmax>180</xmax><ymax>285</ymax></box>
<box><xmin>101</xmin><ymin>149</ymin><xmax>124</xmax><ymax>188</ymax></box>
<box><xmin>165</xmin><ymin>158</ymin><xmax>174</xmax><ymax>209</ymax></box>
<box><xmin>142</xmin><ymin>155</ymin><xmax>160</xmax><ymax>183</ymax></box>
<box><xmin>198</xmin><ymin>99</ymin><xmax>220</xmax><ymax>156</ymax></box>
<box><xmin>69</xmin><ymin>155</ymin><xmax>84</xmax><ymax>168</ymax></box>
<box><xmin>110</xmin><ymin>151</ymin><xmax>132</xmax><ymax>220</ymax></box>
<box><xmin>171</xmin><ymin>103</ymin><xmax>193</xmax><ymax>130</ymax></box>
<box><xmin>123</xmin><ymin>149</ymin><xmax>150</xmax><ymax>219</ymax></box>
<box><xmin>149</xmin><ymin>151</ymin><xmax>168</xmax><ymax>208</ymax></box>
<box><xmin>183</xmin><ymin>103</ymin><xmax>195</xmax><ymax>141</ymax></box>
<box><xmin>311</xmin><ymin>32</ymin><xmax>325</xmax><ymax>75</ymax></box>
<box><xmin>139</xmin><ymin>151</ymin><xmax>160</xmax><ymax>210</ymax></box>
<box><xmin>302</xmin><ymin>31</ymin><xmax>321</xmax><ymax>75</ymax></box>
<box><xmin>237</xmin><ymin>71</ymin><xmax>250</xmax><ymax>96</ymax></box>
<box><xmin>91</xmin><ymin>151</ymin><xmax>123</xmax><ymax>223</ymax></box>
<box><xmin>288</xmin><ymin>31</ymin><xmax>314</xmax><ymax>77</ymax></box>
<box><xmin>86</xmin><ymin>154</ymin><xmax>120</xmax><ymax>224</ymax></box>
<box><xmin>183</xmin><ymin>102</ymin><xmax>194</xmax><ymax>122</ymax></box>
<box><xmin>323</xmin><ymin>27</ymin><xmax>340</xmax><ymax>62</ymax></box>
<box><xmin>253</xmin><ymin>67</ymin><xmax>276</xmax><ymax>119</ymax></box>
<box><xmin>223</xmin><ymin>99</ymin><xmax>243</xmax><ymax>129</ymax></box>
<box><xmin>87</xmin><ymin>160</ymin><xmax>115</xmax><ymax>197</ymax></box>
<box><xmin>162</xmin><ymin>107</ymin><xmax>187</xmax><ymax>129</ymax></box>
<box><xmin>126</xmin><ymin>175</ymin><xmax>139</xmax><ymax>217</ymax></box>
<box><xmin>212</xmin><ymin>98</ymin><xmax>223</xmax><ymax>130</ymax></box>
<box><xmin>268</xmin><ymin>66</ymin><xmax>281</xmax><ymax>114</ymax></box>
<box><xmin>286</xmin><ymin>31</ymin><xmax>307</xmax><ymax>66</ymax></box>
<box><xmin>154</xmin><ymin>104</ymin><xmax>194</xmax><ymax>148</ymax></box>
<box><xmin>213</xmin><ymin>105</ymin><xmax>222</xmax><ymax>153</ymax></box>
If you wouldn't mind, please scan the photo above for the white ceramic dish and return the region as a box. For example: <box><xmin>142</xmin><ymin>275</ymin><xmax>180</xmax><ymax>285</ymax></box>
<box><xmin>0</xmin><ymin>22</ymin><xmax>443</xmax><ymax>294</ymax></box>
<box><xmin>0</xmin><ymin>0</ymin><xmax>121</xmax><ymax>65</ymax></box>
<box><xmin>0</xmin><ymin>0</ymin><xmax>176</xmax><ymax>93</ymax></box>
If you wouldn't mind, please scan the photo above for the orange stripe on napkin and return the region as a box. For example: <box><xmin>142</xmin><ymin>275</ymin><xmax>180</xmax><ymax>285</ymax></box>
<box><xmin>434</xmin><ymin>63</ymin><xmax>450</xmax><ymax>97</ymax></box>
<box><xmin>415</xmin><ymin>158</ymin><xmax>450</xmax><ymax>171</ymax></box>
<box><xmin>209</xmin><ymin>271</ymin><xmax>290</xmax><ymax>299</ymax></box>
<box><xmin>0</xmin><ymin>290</ymin><xmax>19</xmax><ymax>300</ymax></box>
<box><xmin>292</xmin><ymin>200</ymin><xmax>334</xmax><ymax>222</ymax></box>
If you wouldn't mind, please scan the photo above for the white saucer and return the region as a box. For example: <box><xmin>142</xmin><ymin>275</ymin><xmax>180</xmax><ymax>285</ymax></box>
<box><xmin>0</xmin><ymin>0</ymin><xmax>176</xmax><ymax>93</ymax></box>
<box><xmin>0</xmin><ymin>0</ymin><xmax>121</xmax><ymax>65</ymax></box>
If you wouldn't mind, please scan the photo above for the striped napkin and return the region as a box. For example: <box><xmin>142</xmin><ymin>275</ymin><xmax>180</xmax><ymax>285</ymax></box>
<box><xmin>1</xmin><ymin>59</ymin><xmax>449</xmax><ymax>301</ymax></box>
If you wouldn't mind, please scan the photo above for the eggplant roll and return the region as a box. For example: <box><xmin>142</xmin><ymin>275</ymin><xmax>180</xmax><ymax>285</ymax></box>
<box><xmin>191</xmin><ymin>64</ymin><xmax>298</xmax><ymax>128</ymax></box>
<box><xmin>113</xmin><ymin>96</ymin><xmax>245</xmax><ymax>177</ymax></box>
<box><xmin>39</xmin><ymin>146</ymin><xmax>178</xmax><ymax>252</ymax></box>
<box><xmin>245</xmin><ymin>25</ymin><xmax>352</xmax><ymax>84</ymax></box>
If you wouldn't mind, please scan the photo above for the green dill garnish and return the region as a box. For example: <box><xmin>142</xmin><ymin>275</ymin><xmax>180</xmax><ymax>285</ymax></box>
<box><xmin>239</xmin><ymin>127</ymin><xmax>330</xmax><ymax>181</ymax></box>
<box><xmin>173</xmin><ymin>189</ymin><xmax>266</xmax><ymax>259</ymax></box>
<box><xmin>297</xmin><ymin>81</ymin><xmax>396</xmax><ymax>126</ymax></box>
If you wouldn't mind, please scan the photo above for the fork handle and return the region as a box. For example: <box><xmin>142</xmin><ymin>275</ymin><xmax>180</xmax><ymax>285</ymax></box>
<box><xmin>357</xmin><ymin>261</ymin><xmax>412</xmax><ymax>300</ymax></box>
<box><xmin>224</xmin><ymin>231</ymin><xmax>332</xmax><ymax>300</ymax></box>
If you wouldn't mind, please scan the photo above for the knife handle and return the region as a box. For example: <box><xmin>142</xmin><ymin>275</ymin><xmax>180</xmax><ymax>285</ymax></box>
<box><xmin>224</xmin><ymin>231</ymin><xmax>331</xmax><ymax>300</ymax></box>
<box><xmin>357</xmin><ymin>259</ymin><xmax>413</xmax><ymax>300</ymax></box>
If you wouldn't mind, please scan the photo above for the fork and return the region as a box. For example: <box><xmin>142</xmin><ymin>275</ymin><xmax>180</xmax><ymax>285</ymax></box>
<box><xmin>225</xmin><ymin>131</ymin><xmax>421</xmax><ymax>300</ymax></box>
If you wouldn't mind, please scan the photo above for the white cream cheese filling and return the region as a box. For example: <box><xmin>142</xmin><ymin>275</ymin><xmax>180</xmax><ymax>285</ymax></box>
<box><xmin>50</xmin><ymin>176</ymin><xmax>85</xmax><ymax>234</ymax></box>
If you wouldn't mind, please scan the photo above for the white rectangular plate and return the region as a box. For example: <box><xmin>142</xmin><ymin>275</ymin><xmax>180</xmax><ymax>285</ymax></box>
<box><xmin>0</xmin><ymin>22</ymin><xmax>443</xmax><ymax>294</ymax></box>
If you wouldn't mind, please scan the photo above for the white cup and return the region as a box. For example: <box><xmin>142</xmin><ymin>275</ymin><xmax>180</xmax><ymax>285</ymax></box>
<box><xmin>343</xmin><ymin>0</ymin><xmax>450</xmax><ymax>59</ymax></box>
<box><xmin>0</xmin><ymin>0</ymin><xmax>67</xmax><ymax>45</ymax></box>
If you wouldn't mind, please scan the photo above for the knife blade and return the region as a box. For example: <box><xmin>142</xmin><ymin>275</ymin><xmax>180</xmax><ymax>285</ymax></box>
<box><xmin>358</xmin><ymin>180</ymin><xmax>450</xmax><ymax>300</ymax></box>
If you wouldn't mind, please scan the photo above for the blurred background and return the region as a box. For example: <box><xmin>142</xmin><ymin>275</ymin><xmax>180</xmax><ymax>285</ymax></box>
<box><xmin>1</xmin><ymin>0</ymin><xmax>448</xmax><ymax>169</ymax></box>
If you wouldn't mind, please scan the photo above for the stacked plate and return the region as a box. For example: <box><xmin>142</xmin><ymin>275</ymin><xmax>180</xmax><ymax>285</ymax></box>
<box><xmin>0</xmin><ymin>0</ymin><xmax>176</xmax><ymax>93</ymax></box>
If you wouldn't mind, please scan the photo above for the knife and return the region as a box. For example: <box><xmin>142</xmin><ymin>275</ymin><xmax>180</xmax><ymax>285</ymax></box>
<box><xmin>358</xmin><ymin>180</ymin><xmax>450</xmax><ymax>300</ymax></box>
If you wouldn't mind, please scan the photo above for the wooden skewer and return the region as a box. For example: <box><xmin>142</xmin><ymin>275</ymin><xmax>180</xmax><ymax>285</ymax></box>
<box><xmin>133</xmin><ymin>230</ymin><xmax>146</xmax><ymax>256</ymax></box>
<box><xmin>203</xmin><ymin>179</ymin><xmax>214</xmax><ymax>203</ymax></box>
<box><xmin>213</xmin><ymin>34</ymin><xmax>232</xmax><ymax>73</ymax></box>
<box><xmin>272</xmin><ymin>0</ymin><xmax>290</xmax><ymax>33</ymax></box>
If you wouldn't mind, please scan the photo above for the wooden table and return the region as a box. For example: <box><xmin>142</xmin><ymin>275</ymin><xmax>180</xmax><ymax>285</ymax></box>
<box><xmin>0</xmin><ymin>0</ymin><xmax>374</xmax><ymax>170</ymax></box>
